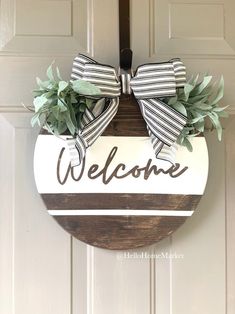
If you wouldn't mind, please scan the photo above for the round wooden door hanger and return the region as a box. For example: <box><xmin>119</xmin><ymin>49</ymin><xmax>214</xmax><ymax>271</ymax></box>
<box><xmin>34</xmin><ymin>95</ymin><xmax>209</xmax><ymax>250</ymax></box>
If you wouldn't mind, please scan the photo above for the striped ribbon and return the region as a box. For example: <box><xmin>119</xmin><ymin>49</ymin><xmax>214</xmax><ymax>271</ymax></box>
<box><xmin>68</xmin><ymin>54</ymin><xmax>187</xmax><ymax>167</ymax></box>
<box><xmin>130</xmin><ymin>59</ymin><xmax>187</xmax><ymax>164</ymax></box>
<box><xmin>69</xmin><ymin>54</ymin><xmax>121</xmax><ymax>167</ymax></box>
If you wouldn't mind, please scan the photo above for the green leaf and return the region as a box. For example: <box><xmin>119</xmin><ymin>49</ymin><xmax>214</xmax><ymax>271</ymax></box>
<box><xmin>183</xmin><ymin>137</ymin><xmax>193</xmax><ymax>152</ymax></box>
<box><xmin>31</xmin><ymin>112</ymin><xmax>40</xmax><ymax>127</ymax></box>
<box><xmin>46</xmin><ymin>62</ymin><xmax>55</xmax><ymax>82</ymax></box>
<box><xmin>72</xmin><ymin>80</ymin><xmax>101</xmax><ymax>96</ymax></box>
<box><xmin>198</xmin><ymin>76</ymin><xmax>212</xmax><ymax>94</ymax></box>
<box><xmin>208</xmin><ymin>112</ymin><xmax>222</xmax><ymax>141</ymax></box>
<box><xmin>168</xmin><ymin>95</ymin><xmax>178</xmax><ymax>106</ymax></box>
<box><xmin>79</xmin><ymin>102</ymin><xmax>87</xmax><ymax>113</ymax></box>
<box><xmin>183</xmin><ymin>83</ymin><xmax>194</xmax><ymax>101</ymax></box>
<box><xmin>56</xmin><ymin>67</ymin><xmax>63</xmax><ymax>81</ymax></box>
<box><xmin>172</xmin><ymin>102</ymin><xmax>187</xmax><ymax>116</ymax></box>
<box><xmin>70</xmin><ymin>93</ymin><xmax>78</xmax><ymax>104</ymax></box>
<box><xmin>58</xmin><ymin>81</ymin><xmax>69</xmax><ymax>96</ymax></box>
<box><xmin>36</xmin><ymin>77</ymin><xmax>51</xmax><ymax>90</ymax></box>
<box><xmin>187</xmin><ymin>93</ymin><xmax>210</xmax><ymax>104</ymax></box>
<box><xmin>33</xmin><ymin>95</ymin><xmax>48</xmax><ymax>112</ymax></box>
<box><xmin>213</xmin><ymin>105</ymin><xmax>229</xmax><ymax>112</ymax></box>
<box><xmin>188</xmin><ymin>74</ymin><xmax>199</xmax><ymax>87</ymax></box>
<box><xmin>189</xmin><ymin>116</ymin><xmax>205</xmax><ymax>124</ymax></box>
<box><xmin>57</xmin><ymin>98</ymin><xmax>67</xmax><ymax>112</ymax></box>
<box><xmin>210</xmin><ymin>76</ymin><xmax>224</xmax><ymax>105</ymax></box>
<box><xmin>194</xmin><ymin>120</ymin><xmax>205</xmax><ymax>132</ymax></box>
<box><xmin>86</xmin><ymin>98</ymin><xmax>96</xmax><ymax>111</ymax></box>
<box><xmin>65</xmin><ymin>112</ymin><xmax>76</xmax><ymax>135</ymax></box>
<box><xmin>194</xmin><ymin>103</ymin><xmax>212</xmax><ymax>111</ymax></box>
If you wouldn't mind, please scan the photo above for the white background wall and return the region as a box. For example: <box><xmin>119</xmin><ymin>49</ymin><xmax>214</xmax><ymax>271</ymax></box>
<box><xmin>0</xmin><ymin>1</ymin><xmax>234</xmax><ymax>313</ymax></box>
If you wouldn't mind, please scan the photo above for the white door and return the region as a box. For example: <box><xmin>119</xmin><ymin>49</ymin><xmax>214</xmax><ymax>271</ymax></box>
<box><xmin>0</xmin><ymin>1</ymin><xmax>234</xmax><ymax>314</ymax></box>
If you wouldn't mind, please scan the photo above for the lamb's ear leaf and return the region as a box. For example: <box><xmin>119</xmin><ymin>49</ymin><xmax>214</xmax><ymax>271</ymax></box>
<box><xmin>56</xmin><ymin>67</ymin><xmax>63</xmax><ymax>80</ymax></box>
<box><xmin>197</xmin><ymin>76</ymin><xmax>212</xmax><ymax>94</ymax></box>
<box><xmin>184</xmin><ymin>83</ymin><xmax>194</xmax><ymax>100</ymax></box>
<box><xmin>194</xmin><ymin>120</ymin><xmax>205</xmax><ymax>132</ymax></box>
<box><xmin>213</xmin><ymin>105</ymin><xmax>229</xmax><ymax>112</ymax></box>
<box><xmin>183</xmin><ymin>137</ymin><xmax>193</xmax><ymax>152</ymax></box>
<box><xmin>46</xmin><ymin>61</ymin><xmax>55</xmax><ymax>82</ymax></box>
<box><xmin>58</xmin><ymin>81</ymin><xmax>69</xmax><ymax>95</ymax></box>
<box><xmin>208</xmin><ymin>112</ymin><xmax>223</xmax><ymax>141</ymax></box>
<box><xmin>31</xmin><ymin>113</ymin><xmax>40</xmax><ymax>127</ymax></box>
<box><xmin>210</xmin><ymin>76</ymin><xmax>224</xmax><ymax>105</ymax></box>
<box><xmin>168</xmin><ymin>95</ymin><xmax>178</xmax><ymax>105</ymax></box>
<box><xmin>65</xmin><ymin>111</ymin><xmax>76</xmax><ymax>135</ymax></box>
<box><xmin>189</xmin><ymin>74</ymin><xmax>200</xmax><ymax>87</ymax></box>
<box><xmin>72</xmin><ymin>80</ymin><xmax>101</xmax><ymax>95</ymax></box>
<box><xmin>172</xmin><ymin>101</ymin><xmax>187</xmax><ymax>116</ymax></box>
<box><xmin>33</xmin><ymin>95</ymin><xmax>48</xmax><ymax>112</ymax></box>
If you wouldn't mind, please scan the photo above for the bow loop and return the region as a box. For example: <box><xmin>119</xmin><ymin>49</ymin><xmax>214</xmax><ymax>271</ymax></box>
<box><xmin>130</xmin><ymin>61</ymin><xmax>176</xmax><ymax>99</ymax></box>
<box><xmin>71</xmin><ymin>54</ymin><xmax>121</xmax><ymax>98</ymax></box>
<box><xmin>170</xmin><ymin>58</ymin><xmax>186</xmax><ymax>88</ymax></box>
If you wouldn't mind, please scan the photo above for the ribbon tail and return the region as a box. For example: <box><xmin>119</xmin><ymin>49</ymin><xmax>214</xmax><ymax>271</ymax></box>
<box><xmin>149</xmin><ymin>130</ymin><xmax>178</xmax><ymax>165</ymax></box>
<box><xmin>66</xmin><ymin>98</ymin><xmax>119</xmax><ymax>167</ymax></box>
<box><xmin>156</xmin><ymin>142</ymin><xmax>178</xmax><ymax>165</ymax></box>
<box><xmin>141</xmin><ymin>98</ymin><xmax>187</xmax><ymax>165</ymax></box>
<box><xmin>66</xmin><ymin>138</ymin><xmax>81</xmax><ymax>168</ymax></box>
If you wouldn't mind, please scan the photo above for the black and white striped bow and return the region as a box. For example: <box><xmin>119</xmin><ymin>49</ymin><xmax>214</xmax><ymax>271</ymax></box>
<box><xmin>68</xmin><ymin>54</ymin><xmax>187</xmax><ymax>167</ymax></box>
<box><xmin>130</xmin><ymin>59</ymin><xmax>187</xmax><ymax>164</ymax></box>
<box><xmin>68</xmin><ymin>54</ymin><xmax>121</xmax><ymax>167</ymax></box>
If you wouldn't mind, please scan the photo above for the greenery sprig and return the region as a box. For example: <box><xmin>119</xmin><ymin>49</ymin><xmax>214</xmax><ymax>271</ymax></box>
<box><xmin>31</xmin><ymin>63</ymin><xmax>101</xmax><ymax>136</ymax></box>
<box><xmin>31</xmin><ymin>64</ymin><xmax>228</xmax><ymax>152</ymax></box>
<box><xmin>163</xmin><ymin>74</ymin><xmax>228</xmax><ymax>151</ymax></box>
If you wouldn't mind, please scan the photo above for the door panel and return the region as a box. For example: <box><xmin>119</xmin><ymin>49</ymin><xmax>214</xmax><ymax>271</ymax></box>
<box><xmin>0</xmin><ymin>114</ymin><xmax>71</xmax><ymax>314</ymax></box>
<box><xmin>131</xmin><ymin>0</ymin><xmax>235</xmax><ymax>113</ymax></box>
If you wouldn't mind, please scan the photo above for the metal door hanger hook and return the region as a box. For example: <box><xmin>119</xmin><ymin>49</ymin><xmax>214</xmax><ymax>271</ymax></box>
<box><xmin>120</xmin><ymin>48</ymin><xmax>133</xmax><ymax>72</ymax></box>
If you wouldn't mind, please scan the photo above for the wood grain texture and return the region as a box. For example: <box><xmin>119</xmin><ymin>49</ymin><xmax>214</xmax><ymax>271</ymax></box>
<box><xmin>103</xmin><ymin>95</ymin><xmax>148</xmax><ymax>136</ymax></box>
<box><xmin>54</xmin><ymin>215</ymin><xmax>188</xmax><ymax>250</ymax></box>
<box><xmin>42</xmin><ymin>193</ymin><xmax>201</xmax><ymax>210</ymax></box>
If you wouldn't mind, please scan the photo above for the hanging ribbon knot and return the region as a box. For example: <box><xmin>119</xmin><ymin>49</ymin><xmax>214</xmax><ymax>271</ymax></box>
<box><xmin>68</xmin><ymin>53</ymin><xmax>187</xmax><ymax>167</ymax></box>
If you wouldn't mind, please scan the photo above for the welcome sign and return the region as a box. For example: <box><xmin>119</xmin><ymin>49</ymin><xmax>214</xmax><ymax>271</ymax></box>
<box><xmin>34</xmin><ymin>135</ymin><xmax>208</xmax><ymax>215</ymax></box>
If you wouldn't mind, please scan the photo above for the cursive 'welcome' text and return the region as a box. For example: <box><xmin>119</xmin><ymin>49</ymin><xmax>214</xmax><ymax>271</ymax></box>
<box><xmin>57</xmin><ymin>146</ymin><xmax>188</xmax><ymax>185</ymax></box>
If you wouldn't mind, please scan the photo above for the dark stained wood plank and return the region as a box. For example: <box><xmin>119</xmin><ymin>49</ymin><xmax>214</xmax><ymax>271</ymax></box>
<box><xmin>42</xmin><ymin>193</ymin><xmax>201</xmax><ymax>211</ymax></box>
<box><xmin>54</xmin><ymin>215</ymin><xmax>188</xmax><ymax>250</ymax></box>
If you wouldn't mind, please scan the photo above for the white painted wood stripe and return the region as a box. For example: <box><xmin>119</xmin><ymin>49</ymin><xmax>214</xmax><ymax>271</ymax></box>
<box><xmin>48</xmin><ymin>209</ymin><xmax>194</xmax><ymax>217</ymax></box>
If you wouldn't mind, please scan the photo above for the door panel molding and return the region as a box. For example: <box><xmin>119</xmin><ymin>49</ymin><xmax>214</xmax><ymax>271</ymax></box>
<box><xmin>0</xmin><ymin>113</ymin><xmax>71</xmax><ymax>314</ymax></box>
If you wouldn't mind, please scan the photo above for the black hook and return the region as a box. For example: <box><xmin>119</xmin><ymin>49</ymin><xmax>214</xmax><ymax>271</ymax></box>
<box><xmin>120</xmin><ymin>48</ymin><xmax>133</xmax><ymax>71</ymax></box>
